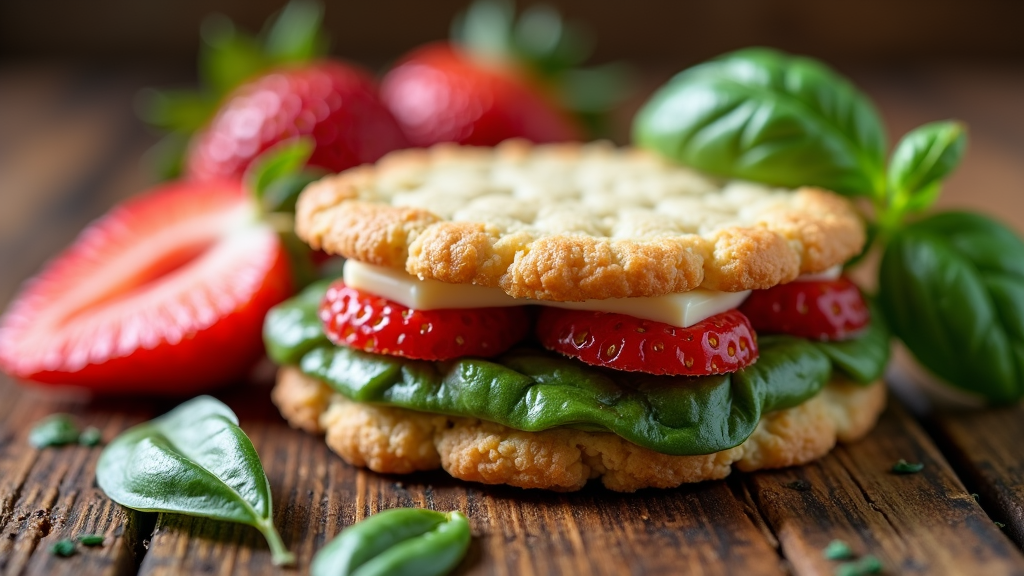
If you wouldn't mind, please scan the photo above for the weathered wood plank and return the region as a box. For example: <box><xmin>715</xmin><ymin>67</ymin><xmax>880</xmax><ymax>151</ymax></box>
<box><xmin>745</xmin><ymin>396</ymin><xmax>1024</xmax><ymax>576</ymax></box>
<box><xmin>929</xmin><ymin>406</ymin><xmax>1024</xmax><ymax>551</ymax></box>
<box><xmin>0</xmin><ymin>378</ymin><xmax>149</xmax><ymax>576</ymax></box>
<box><xmin>136</xmin><ymin>380</ymin><xmax>784</xmax><ymax>576</ymax></box>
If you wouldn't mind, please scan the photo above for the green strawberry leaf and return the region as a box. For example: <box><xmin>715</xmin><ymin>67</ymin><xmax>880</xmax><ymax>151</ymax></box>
<box><xmin>263</xmin><ymin>0</ymin><xmax>329</xmax><ymax>64</ymax></box>
<box><xmin>199</xmin><ymin>14</ymin><xmax>268</xmax><ymax>97</ymax></box>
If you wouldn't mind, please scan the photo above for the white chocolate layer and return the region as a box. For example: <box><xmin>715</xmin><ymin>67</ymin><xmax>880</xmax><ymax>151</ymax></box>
<box><xmin>343</xmin><ymin>260</ymin><xmax>751</xmax><ymax>328</ymax></box>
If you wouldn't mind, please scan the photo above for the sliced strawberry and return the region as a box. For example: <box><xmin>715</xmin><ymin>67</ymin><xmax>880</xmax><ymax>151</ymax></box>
<box><xmin>537</xmin><ymin>308</ymin><xmax>759</xmax><ymax>376</ymax></box>
<box><xmin>0</xmin><ymin>180</ymin><xmax>293</xmax><ymax>393</ymax></box>
<box><xmin>739</xmin><ymin>277</ymin><xmax>870</xmax><ymax>341</ymax></box>
<box><xmin>186</xmin><ymin>61</ymin><xmax>410</xmax><ymax>182</ymax></box>
<box><xmin>319</xmin><ymin>280</ymin><xmax>530</xmax><ymax>361</ymax></box>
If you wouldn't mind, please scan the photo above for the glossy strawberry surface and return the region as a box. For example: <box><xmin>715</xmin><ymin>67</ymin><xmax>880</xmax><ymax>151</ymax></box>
<box><xmin>187</xmin><ymin>61</ymin><xmax>410</xmax><ymax>181</ymax></box>
<box><xmin>537</xmin><ymin>308</ymin><xmax>759</xmax><ymax>376</ymax></box>
<box><xmin>739</xmin><ymin>277</ymin><xmax>870</xmax><ymax>341</ymax></box>
<box><xmin>319</xmin><ymin>280</ymin><xmax>530</xmax><ymax>361</ymax></box>
<box><xmin>0</xmin><ymin>180</ymin><xmax>293</xmax><ymax>393</ymax></box>
<box><xmin>381</xmin><ymin>42</ymin><xmax>581</xmax><ymax>147</ymax></box>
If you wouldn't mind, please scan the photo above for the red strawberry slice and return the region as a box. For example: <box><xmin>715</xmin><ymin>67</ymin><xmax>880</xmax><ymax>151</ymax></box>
<box><xmin>186</xmin><ymin>61</ymin><xmax>410</xmax><ymax>182</ymax></box>
<box><xmin>0</xmin><ymin>180</ymin><xmax>293</xmax><ymax>393</ymax></box>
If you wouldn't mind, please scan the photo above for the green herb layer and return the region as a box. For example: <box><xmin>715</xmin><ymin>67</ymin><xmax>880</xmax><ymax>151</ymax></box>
<box><xmin>265</xmin><ymin>282</ymin><xmax>889</xmax><ymax>456</ymax></box>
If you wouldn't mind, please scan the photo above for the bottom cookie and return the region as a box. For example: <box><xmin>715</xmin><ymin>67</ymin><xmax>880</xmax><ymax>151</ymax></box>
<box><xmin>273</xmin><ymin>366</ymin><xmax>886</xmax><ymax>492</ymax></box>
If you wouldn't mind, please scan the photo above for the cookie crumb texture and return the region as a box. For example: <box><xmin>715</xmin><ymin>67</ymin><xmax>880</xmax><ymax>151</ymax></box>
<box><xmin>274</xmin><ymin>367</ymin><xmax>886</xmax><ymax>492</ymax></box>
<box><xmin>296</xmin><ymin>140</ymin><xmax>865</xmax><ymax>300</ymax></box>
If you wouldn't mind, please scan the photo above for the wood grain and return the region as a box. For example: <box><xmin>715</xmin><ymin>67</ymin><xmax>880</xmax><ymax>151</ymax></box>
<box><xmin>0</xmin><ymin>378</ymin><xmax>150</xmax><ymax>576</ymax></box>
<box><xmin>746</xmin><ymin>397</ymin><xmax>1024</xmax><ymax>576</ymax></box>
<box><xmin>929</xmin><ymin>406</ymin><xmax>1024</xmax><ymax>551</ymax></box>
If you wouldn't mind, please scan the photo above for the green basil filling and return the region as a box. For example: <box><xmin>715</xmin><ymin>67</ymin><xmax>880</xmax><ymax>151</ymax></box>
<box><xmin>264</xmin><ymin>282</ymin><xmax>889</xmax><ymax>456</ymax></box>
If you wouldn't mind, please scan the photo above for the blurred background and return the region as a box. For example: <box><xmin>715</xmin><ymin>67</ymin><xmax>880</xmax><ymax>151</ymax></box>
<box><xmin>1</xmin><ymin>0</ymin><xmax>1023</xmax><ymax>306</ymax></box>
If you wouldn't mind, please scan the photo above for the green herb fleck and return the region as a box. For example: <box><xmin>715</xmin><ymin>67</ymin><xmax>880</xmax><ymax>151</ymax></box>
<box><xmin>892</xmin><ymin>459</ymin><xmax>924</xmax><ymax>474</ymax></box>
<box><xmin>785</xmin><ymin>480</ymin><xmax>812</xmax><ymax>492</ymax></box>
<box><xmin>996</xmin><ymin>521</ymin><xmax>1006</xmax><ymax>529</ymax></box>
<box><xmin>49</xmin><ymin>539</ymin><xmax>77</xmax><ymax>557</ymax></box>
<box><xmin>971</xmin><ymin>493</ymin><xmax>979</xmax><ymax>501</ymax></box>
<box><xmin>29</xmin><ymin>414</ymin><xmax>81</xmax><ymax>448</ymax></box>
<box><xmin>78</xmin><ymin>534</ymin><xmax>104</xmax><ymax>546</ymax></box>
<box><xmin>834</xmin><ymin>555</ymin><xmax>883</xmax><ymax>576</ymax></box>
<box><xmin>79</xmin><ymin>427</ymin><xmax>102</xmax><ymax>447</ymax></box>
<box><xmin>823</xmin><ymin>539</ymin><xmax>855</xmax><ymax>560</ymax></box>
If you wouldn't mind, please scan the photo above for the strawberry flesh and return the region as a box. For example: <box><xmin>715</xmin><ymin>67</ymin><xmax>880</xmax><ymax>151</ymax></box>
<box><xmin>537</xmin><ymin>308</ymin><xmax>759</xmax><ymax>376</ymax></box>
<box><xmin>0</xmin><ymin>180</ymin><xmax>293</xmax><ymax>393</ymax></box>
<box><xmin>320</xmin><ymin>280</ymin><xmax>530</xmax><ymax>361</ymax></box>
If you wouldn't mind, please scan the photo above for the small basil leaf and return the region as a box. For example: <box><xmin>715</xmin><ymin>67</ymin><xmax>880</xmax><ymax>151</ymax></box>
<box><xmin>263</xmin><ymin>0</ymin><xmax>328</xmax><ymax>64</ymax></box>
<box><xmin>632</xmin><ymin>47</ymin><xmax>887</xmax><ymax>197</ymax></box>
<box><xmin>887</xmin><ymin>120</ymin><xmax>967</xmax><ymax>215</ymax></box>
<box><xmin>96</xmin><ymin>396</ymin><xmax>295</xmax><ymax>566</ymax></box>
<box><xmin>29</xmin><ymin>414</ymin><xmax>80</xmax><ymax>448</ymax></box>
<box><xmin>814</xmin><ymin>300</ymin><xmax>891</xmax><ymax>384</ymax></box>
<box><xmin>879</xmin><ymin>212</ymin><xmax>1024</xmax><ymax>404</ymax></box>
<box><xmin>311</xmin><ymin>509</ymin><xmax>470</xmax><ymax>576</ymax></box>
<box><xmin>263</xmin><ymin>278</ymin><xmax>333</xmax><ymax>364</ymax></box>
<box><xmin>244</xmin><ymin>137</ymin><xmax>315</xmax><ymax>211</ymax></box>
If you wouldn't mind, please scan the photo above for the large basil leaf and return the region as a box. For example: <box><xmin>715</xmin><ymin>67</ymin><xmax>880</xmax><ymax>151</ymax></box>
<box><xmin>880</xmin><ymin>212</ymin><xmax>1024</xmax><ymax>404</ymax></box>
<box><xmin>96</xmin><ymin>397</ymin><xmax>295</xmax><ymax>565</ymax></box>
<box><xmin>632</xmin><ymin>47</ymin><xmax>886</xmax><ymax>197</ymax></box>
<box><xmin>299</xmin><ymin>339</ymin><xmax>830</xmax><ymax>456</ymax></box>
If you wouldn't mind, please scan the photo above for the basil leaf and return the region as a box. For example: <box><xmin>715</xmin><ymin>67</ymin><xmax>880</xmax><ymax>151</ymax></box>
<box><xmin>887</xmin><ymin>120</ymin><xmax>967</xmax><ymax>215</ymax></box>
<box><xmin>29</xmin><ymin>414</ymin><xmax>80</xmax><ymax>448</ymax></box>
<box><xmin>263</xmin><ymin>278</ymin><xmax>333</xmax><ymax>364</ymax></box>
<box><xmin>296</xmin><ymin>339</ymin><xmax>829</xmax><ymax>456</ymax></box>
<box><xmin>879</xmin><ymin>212</ymin><xmax>1024</xmax><ymax>404</ymax></box>
<box><xmin>96</xmin><ymin>397</ymin><xmax>295</xmax><ymax>566</ymax></box>
<box><xmin>813</xmin><ymin>300</ymin><xmax>891</xmax><ymax>384</ymax></box>
<box><xmin>632</xmin><ymin>47</ymin><xmax>887</xmax><ymax>197</ymax></box>
<box><xmin>311</xmin><ymin>509</ymin><xmax>470</xmax><ymax>576</ymax></box>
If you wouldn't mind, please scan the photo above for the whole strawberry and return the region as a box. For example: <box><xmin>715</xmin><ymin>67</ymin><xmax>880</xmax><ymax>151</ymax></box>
<box><xmin>187</xmin><ymin>61</ymin><xmax>409</xmax><ymax>181</ymax></box>
<box><xmin>381</xmin><ymin>0</ymin><xmax>631</xmax><ymax>147</ymax></box>
<box><xmin>140</xmin><ymin>0</ymin><xmax>408</xmax><ymax>181</ymax></box>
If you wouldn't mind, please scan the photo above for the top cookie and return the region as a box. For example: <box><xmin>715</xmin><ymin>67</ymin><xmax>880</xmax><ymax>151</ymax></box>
<box><xmin>296</xmin><ymin>140</ymin><xmax>864</xmax><ymax>301</ymax></box>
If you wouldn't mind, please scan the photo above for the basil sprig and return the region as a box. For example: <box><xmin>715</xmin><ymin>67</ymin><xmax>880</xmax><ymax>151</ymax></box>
<box><xmin>311</xmin><ymin>508</ymin><xmax>471</xmax><ymax>576</ymax></box>
<box><xmin>635</xmin><ymin>47</ymin><xmax>1023</xmax><ymax>404</ymax></box>
<box><xmin>96</xmin><ymin>397</ymin><xmax>295</xmax><ymax>566</ymax></box>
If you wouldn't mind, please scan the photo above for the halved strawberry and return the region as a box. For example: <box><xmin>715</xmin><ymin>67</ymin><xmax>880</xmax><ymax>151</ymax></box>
<box><xmin>0</xmin><ymin>180</ymin><xmax>293</xmax><ymax>393</ymax></box>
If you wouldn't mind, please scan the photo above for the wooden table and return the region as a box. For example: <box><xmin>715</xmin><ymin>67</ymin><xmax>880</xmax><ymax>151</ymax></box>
<box><xmin>2</xmin><ymin>62</ymin><xmax>1024</xmax><ymax>576</ymax></box>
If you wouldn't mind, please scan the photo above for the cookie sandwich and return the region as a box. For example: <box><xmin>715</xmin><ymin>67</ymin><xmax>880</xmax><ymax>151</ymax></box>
<box><xmin>264</xmin><ymin>140</ymin><xmax>890</xmax><ymax>492</ymax></box>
